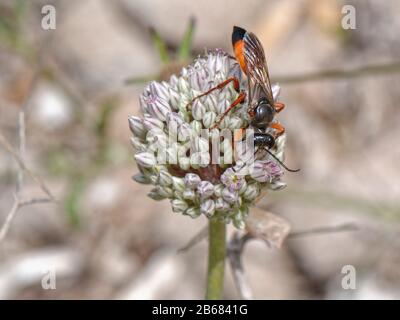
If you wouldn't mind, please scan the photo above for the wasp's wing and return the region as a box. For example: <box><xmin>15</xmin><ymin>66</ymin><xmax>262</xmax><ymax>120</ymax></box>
<box><xmin>243</xmin><ymin>32</ymin><xmax>274</xmax><ymax>104</ymax></box>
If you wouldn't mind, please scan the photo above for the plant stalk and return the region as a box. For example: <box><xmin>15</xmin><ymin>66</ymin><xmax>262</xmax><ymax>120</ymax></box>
<box><xmin>205</xmin><ymin>218</ymin><xmax>226</xmax><ymax>299</ymax></box>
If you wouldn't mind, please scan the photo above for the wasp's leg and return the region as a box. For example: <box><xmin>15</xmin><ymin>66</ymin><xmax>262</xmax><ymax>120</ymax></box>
<box><xmin>270</xmin><ymin>122</ymin><xmax>285</xmax><ymax>137</ymax></box>
<box><xmin>274</xmin><ymin>102</ymin><xmax>285</xmax><ymax>113</ymax></box>
<box><xmin>211</xmin><ymin>91</ymin><xmax>246</xmax><ymax>129</ymax></box>
<box><xmin>186</xmin><ymin>76</ymin><xmax>241</xmax><ymax>109</ymax></box>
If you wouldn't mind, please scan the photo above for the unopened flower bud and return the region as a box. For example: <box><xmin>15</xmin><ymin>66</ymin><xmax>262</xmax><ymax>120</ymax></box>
<box><xmin>222</xmin><ymin>188</ymin><xmax>238</xmax><ymax>204</ymax></box>
<box><xmin>243</xmin><ymin>183</ymin><xmax>260</xmax><ymax>201</ymax></box>
<box><xmin>128</xmin><ymin>116</ymin><xmax>146</xmax><ymax>138</ymax></box>
<box><xmin>215</xmin><ymin>198</ymin><xmax>230</xmax><ymax>212</ymax></box>
<box><xmin>203</xmin><ymin>111</ymin><xmax>217</xmax><ymax>128</ymax></box>
<box><xmin>158</xmin><ymin>171</ymin><xmax>173</xmax><ymax>186</ymax></box>
<box><xmin>201</xmin><ymin>199</ymin><xmax>215</xmax><ymax>217</ymax></box>
<box><xmin>134</xmin><ymin>152</ymin><xmax>156</xmax><ymax>168</ymax></box>
<box><xmin>143</xmin><ymin>117</ymin><xmax>164</xmax><ymax>131</ymax></box>
<box><xmin>197</xmin><ymin>181</ymin><xmax>214</xmax><ymax>198</ymax></box>
<box><xmin>172</xmin><ymin>177</ymin><xmax>185</xmax><ymax>192</ymax></box>
<box><xmin>192</xmin><ymin>100</ymin><xmax>206</xmax><ymax>120</ymax></box>
<box><xmin>171</xmin><ymin>199</ymin><xmax>189</xmax><ymax>213</ymax></box>
<box><xmin>183</xmin><ymin>189</ymin><xmax>197</xmax><ymax>201</ymax></box>
<box><xmin>184</xmin><ymin>173</ymin><xmax>201</xmax><ymax>189</ymax></box>
<box><xmin>184</xmin><ymin>207</ymin><xmax>201</xmax><ymax>218</ymax></box>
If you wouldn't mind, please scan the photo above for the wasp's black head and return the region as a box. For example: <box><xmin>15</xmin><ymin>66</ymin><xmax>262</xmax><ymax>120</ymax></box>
<box><xmin>232</xmin><ymin>26</ymin><xmax>247</xmax><ymax>46</ymax></box>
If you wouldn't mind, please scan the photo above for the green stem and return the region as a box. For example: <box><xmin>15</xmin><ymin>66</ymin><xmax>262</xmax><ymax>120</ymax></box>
<box><xmin>205</xmin><ymin>218</ymin><xmax>226</xmax><ymax>300</ymax></box>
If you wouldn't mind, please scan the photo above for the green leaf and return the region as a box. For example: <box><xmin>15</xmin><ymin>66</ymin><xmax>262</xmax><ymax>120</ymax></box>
<box><xmin>178</xmin><ymin>17</ymin><xmax>196</xmax><ymax>61</ymax></box>
<box><xmin>65</xmin><ymin>178</ymin><xmax>85</xmax><ymax>228</ymax></box>
<box><xmin>149</xmin><ymin>27</ymin><xmax>170</xmax><ymax>64</ymax></box>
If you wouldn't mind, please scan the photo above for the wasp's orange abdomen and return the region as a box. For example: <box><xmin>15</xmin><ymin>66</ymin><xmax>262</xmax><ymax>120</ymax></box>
<box><xmin>232</xmin><ymin>26</ymin><xmax>247</xmax><ymax>74</ymax></box>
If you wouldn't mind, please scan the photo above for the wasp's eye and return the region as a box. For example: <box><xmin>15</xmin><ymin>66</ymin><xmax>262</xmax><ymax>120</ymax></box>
<box><xmin>265</xmin><ymin>134</ymin><xmax>275</xmax><ymax>149</ymax></box>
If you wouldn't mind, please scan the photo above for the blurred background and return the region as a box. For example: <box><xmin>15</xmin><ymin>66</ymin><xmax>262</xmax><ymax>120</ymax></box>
<box><xmin>1</xmin><ymin>0</ymin><xmax>400</xmax><ymax>299</ymax></box>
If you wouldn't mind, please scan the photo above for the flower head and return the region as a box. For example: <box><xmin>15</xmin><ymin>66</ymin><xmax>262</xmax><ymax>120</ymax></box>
<box><xmin>129</xmin><ymin>50</ymin><xmax>287</xmax><ymax>229</ymax></box>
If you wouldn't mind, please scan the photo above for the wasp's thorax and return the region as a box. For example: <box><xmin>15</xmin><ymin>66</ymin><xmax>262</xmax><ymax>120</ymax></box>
<box><xmin>251</xmin><ymin>97</ymin><xmax>275</xmax><ymax>130</ymax></box>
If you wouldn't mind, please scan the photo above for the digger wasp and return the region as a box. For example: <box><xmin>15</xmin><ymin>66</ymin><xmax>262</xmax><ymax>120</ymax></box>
<box><xmin>187</xmin><ymin>26</ymin><xmax>299</xmax><ymax>172</ymax></box>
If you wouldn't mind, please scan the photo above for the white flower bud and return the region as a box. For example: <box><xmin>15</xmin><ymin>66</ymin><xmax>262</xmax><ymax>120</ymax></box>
<box><xmin>143</xmin><ymin>117</ymin><xmax>164</xmax><ymax>131</ymax></box>
<box><xmin>134</xmin><ymin>152</ymin><xmax>156</xmax><ymax>168</ymax></box>
<box><xmin>190</xmin><ymin>120</ymin><xmax>202</xmax><ymax>136</ymax></box>
<box><xmin>147</xmin><ymin>98</ymin><xmax>171</xmax><ymax>121</ymax></box>
<box><xmin>197</xmin><ymin>181</ymin><xmax>214</xmax><ymax>198</ymax></box>
<box><xmin>203</xmin><ymin>111</ymin><xmax>216</xmax><ymax>128</ymax></box>
<box><xmin>169</xmin><ymin>74</ymin><xmax>179</xmax><ymax>86</ymax></box>
<box><xmin>158</xmin><ymin>171</ymin><xmax>173</xmax><ymax>186</ymax></box>
<box><xmin>178</xmin><ymin>157</ymin><xmax>190</xmax><ymax>171</ymax></box>
<box><xmin>167</xmin><ymin>112</ymin><xmax>184</xmax><ymax>126</ymax></box>
<box><xmin>215</xmin><ymin>198</ymin><xmax>230</xmax><ymax>212</ymax></box>
<box><xmin>148</xmin><ymin>188</ymin><xmax>166</xmax><ymax>201</ymax></box>
<box><xmin>184</xmin><ymin>173</ymin><xmax>201</xmax><ymax>189</ymax></box>
<box><xmin>204</xmin><ymin>94</ymin><xmax>217</xmax><ymax>113</ymax></box>
<box><xmin>171</xmin><ymin>199</ymin><xmax>189</xmax><ymax>213</ymax></box>
<box><xmin>150</xmin><ymin>175</ymin><xmax>158</xmax><ymax>184</ymax></box>
<box><xmin>178</xmin><ymin>123</ymin><xmax>191</xmax><ymax>142</ymax></box>
<box><xmin>178</xmin><ymin>78</ymin><xmax>189</xmax><ymax>93</ymax></box>
<box><xmin>184</xmin><ymin>207</ymin><xmax>201</xmax><ymax>218</ymax></box>
<box><xmin>201</xmin><ymin>199</ymin><xmax>215</xmax><ymax>217</ymax></box>
<box><xmin>132</xmin><ymin>173</ymin><xmax>151</xmax><ymax>185</ymax></box>
<box><xmin>268</xmin><ymin>180</ymin><xmax>287</xmax><ymax>191</ymax></box>
<box><xmin>183</xmin><ymin>189</ymin><xmax>197</xmax><ymax>201</ymax></box>
<box><xmin>157</xmin><ymin>186</ymin><xmax>174</xmax><ymax>198</ymax></box>
<box><xmin>192</xmin><ymin>100</ymin><xmax>206</xmax><ymax>120</ymax></box>
<box><xmin>166</xmin><ymin>145</ymin><xmax>178</xmax><ymax>165</ymax></box>
<box><xmin>217</xmin><ymin>99</ymin><xmax>230</xmax><ymax>114</ymax></box>
<box><xmin>238</xmin><ymin>179</ymin><xmax>247</xmax><ymax>195</ymax></box>
<box><xmin>229</xmin><ymin>116</ymin><xmax>243</xmax><ymax>130</ymax></box>
<box><xmin>214</xmin><ymin>184</ymin><xmax>224</xmax><ymax>197</ymax></box>
<box><xmin>149</xmin><ymin>81</ymin><xmax>169</xmax><ymax>101</ymax></box>
<box><xmin>169</xmin><ymin>88</ymin><xmax>180</xmax><ymax>110</ymax></box>
<box><xmin>243</xmin><ymin>183</ymin><xmax>260</xmax><ymax>201</ymax></box>
<box><xmin>218</xmin><ymin>116</ymin><xmax>230</xmax><ymax>129</ymax></box>
<box><xmin>128</xmin><ymin>116</ymin><xmax>146</xmax><ymax>138</ymax></box>
<box><xmin>172</xmin><ymin>177</ymin><xmax>185</xmax><ymax>192</ymax></box>
<box><xmin>222</xmin><ymin>188</ymin><xmax>238</xmax><ymax>204</ymax></box>
<box><xmin>130</xmin><ymin>136</ymin><xmax>146</xmax><ymax>152</ymax></box>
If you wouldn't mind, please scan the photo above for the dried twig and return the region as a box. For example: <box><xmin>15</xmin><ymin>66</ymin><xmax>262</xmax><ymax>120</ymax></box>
<box><xmin>227</xmin><ymin>222</ymin><xmax>358</xmax><ymax>299</ymax></box>
<box><xmin>0</xmin><ymin>195</ymin><xmax>53</xmax><ymax>244</ymax></box>
<box><xmin>0</xmin><ymin>132</ymin><xmax>55</xmax><ymax>201</ymax></box>
<box><xmin>0</xmin><ymin>132</ymin><xmax>56</xmax><ymax>244</ymax></box>
<box><xmin>227</xmin><ymin>232</ymin><xmax>253</xmax><ymax>300</ymax></box>
<box><xmin>288</xmin><ymin>222</ymin><xmax>358</xmax><ymax>239</ymax></box>
<box><xmin>0</xmin><ymin>46</ymin><xmax>56</xmax><ymax>244</ymax></box>
<box><xmin>273</xmin><ymin>61</ymin><xmax>400</xmax><ymax>85</ymax></box>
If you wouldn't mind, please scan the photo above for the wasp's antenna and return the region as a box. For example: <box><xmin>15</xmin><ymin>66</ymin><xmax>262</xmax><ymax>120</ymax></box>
<box><xmin>263</xmin><ymin>148</ymin><xmax>300</xmax><ymax>173</ymax></box>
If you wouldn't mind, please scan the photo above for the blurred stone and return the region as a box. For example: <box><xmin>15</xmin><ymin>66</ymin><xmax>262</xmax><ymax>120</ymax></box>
<box><xmin>86</xmin><ymin>176</ymin><xmax>122</xmax><ymax>211</ymax></box>
<box><xmin>119</xmin><ymin>0</ymin><xmax>269</xmax><ymax>49</ymax></box>
<box><xmin>117</xmin><ymin>249</ymin><xmax>185</xmax><ymax>299</ymax></box>
<box><xmin>0</xmin><ymin>247</ymin><xmax>83</xmax><ymax>299</ymax></box>
<box><xmin>51</xmin><ymin>0</ymin><xmax>160</xmax><ymax>96</ymax></box>
<box><xmin>31</xmin><ymin>82</ymin><xmax>74</xmax><ymax>130</ymax></box>
<box><xmin>225</xmin><ymin>239</ymin><xmax>313</xmax><ymax>299</ymax></box>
